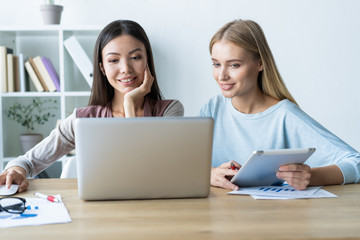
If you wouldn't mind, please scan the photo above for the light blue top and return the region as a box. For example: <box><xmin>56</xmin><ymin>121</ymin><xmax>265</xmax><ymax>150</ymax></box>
<box><xmin>200</xmin><ymin>94</ymin><xmax>360</xmax><ymax>184</ymax></box>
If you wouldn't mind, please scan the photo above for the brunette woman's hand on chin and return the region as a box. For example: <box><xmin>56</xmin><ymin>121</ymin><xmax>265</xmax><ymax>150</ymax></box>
<box><xmin>124</xmin><ymin>65</ymin><xmax>154</xmax><ymax>117</ymax></box>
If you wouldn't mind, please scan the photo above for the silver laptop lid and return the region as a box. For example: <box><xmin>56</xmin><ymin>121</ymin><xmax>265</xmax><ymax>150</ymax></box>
<box><xmin>74</xmin><ymin>117</ymin><xmax>213</xmax><ymax>200</ymax></box>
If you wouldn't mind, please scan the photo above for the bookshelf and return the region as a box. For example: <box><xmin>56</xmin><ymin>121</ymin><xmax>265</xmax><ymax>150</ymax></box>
<box><xmin>0</xmin><ymin>26</ymin><xmax>102</xmax><ymax>177</ymax></box>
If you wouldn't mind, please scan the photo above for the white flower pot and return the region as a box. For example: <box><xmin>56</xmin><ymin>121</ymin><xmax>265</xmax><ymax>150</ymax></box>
<box><xmin>40</xmin><ymin>4</ymin><xmax>63</xmax><ymax>25</ymax></box>
<box><xmin>19</xmin><ymin>133</ymin><xmax>43</xmax><ymax>154</ymax></box>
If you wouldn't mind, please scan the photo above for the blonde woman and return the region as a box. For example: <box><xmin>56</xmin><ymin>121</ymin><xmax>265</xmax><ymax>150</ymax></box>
<box><xmin>200</xmin><ymin>19</ymin><xmax>360</xmax><ymax>191</ymax></box>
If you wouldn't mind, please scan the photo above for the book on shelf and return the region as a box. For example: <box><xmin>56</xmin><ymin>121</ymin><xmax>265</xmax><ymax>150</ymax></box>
<box><xmin>33</xmin><ymin>56</ymin><xmax>57</xmax><ymax>92</ymax></box>
<box><xmin>0</xmin><ymin>46</ymin><xmax>7</xmax><ymax>92</ymax></box>
<box><xmin>41</xmin><ymin>56</ymin><xmax>60</xmax><ymax>91</ymax></box>
<box><xmin>0</xmin><ymin>46</ymin><xmax>13</xmax><ymax>92</ymax></box>
<box><xmin>6</xmin><ymin>53</ymin><xmax>14</xmax><ymax>92</ymax></box>
<box><xmin>24</xmin><ymin>60</ymin><xmax>45</xmax><ymax>92</ymax></box>
<box><xmin>13</xmin><ymin>55</ymin><xmax>21</xmax><ymax>92</ymax></box>
<box><xmin>28</xmin><ymin>57</ymin><xmax>49</xmax><ymax>91</ymax></box>
<box><xmin>64</xmin><ymin>36</ymin><xmax>93</xmax><ymax>87</ymax></box>
<box><xmin>18</xmin><ymin>53</ymin><xmax>26</xmax><ymax>92</ymax></box>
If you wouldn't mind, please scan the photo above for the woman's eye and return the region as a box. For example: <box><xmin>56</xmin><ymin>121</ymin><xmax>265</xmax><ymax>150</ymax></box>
<box><xmin>212</xmin><ymin>63</ymin><xmax>220</xmax><ymax>68</ymax></box>
<box><xmin>230</xmin><ymin>64</ymin><xmax>240</xmax><ymax>68</ymax></box>
<box><xmin>108</xmin><ymin>59</ymin><xmax>118</xmax><ymax>63</ymax></box>
<box><xmin>130</xmin><ymin>55</ymin><xmax>142</xmax><ymax>60</ymax></box>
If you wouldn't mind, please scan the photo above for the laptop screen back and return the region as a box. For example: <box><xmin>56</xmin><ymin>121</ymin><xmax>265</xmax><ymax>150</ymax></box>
<box><xmin>74</xmin><ymin>117</ymin><xmax>213</xmax><ymax>200</ymax></box>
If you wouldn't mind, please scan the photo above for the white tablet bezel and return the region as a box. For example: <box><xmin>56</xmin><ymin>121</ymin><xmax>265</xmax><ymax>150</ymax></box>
<box><xmin>230</xmin><ymin>148</ymin><xmax>316</xmax><ymax>187</ymax></box>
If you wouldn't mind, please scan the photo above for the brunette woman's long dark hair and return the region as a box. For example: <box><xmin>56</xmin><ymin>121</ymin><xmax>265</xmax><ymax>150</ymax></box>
<box><xmin>89</xmin><ymin>20</ymin><xmax>163</xmax><ymax>106</ymax></box>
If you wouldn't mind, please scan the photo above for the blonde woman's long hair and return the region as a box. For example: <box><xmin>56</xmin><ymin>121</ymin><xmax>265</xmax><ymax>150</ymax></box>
<box><xmin>209</xmin><ymin>19</ymin><xmax>297</xmax><ymax>105</ymax></box>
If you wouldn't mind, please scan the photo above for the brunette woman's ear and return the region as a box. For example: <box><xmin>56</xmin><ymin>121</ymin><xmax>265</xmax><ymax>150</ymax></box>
<box><xmin>99</xmin><ymin>63</ymin><xmax>106</xmax><ymax>75</ymax></box>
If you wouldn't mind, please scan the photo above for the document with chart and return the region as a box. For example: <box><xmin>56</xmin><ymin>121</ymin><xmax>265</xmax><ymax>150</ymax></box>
<box><xmin>229</xmin><ymin>185</ymin><xmax>337</xmax><ymax>199</ymax></box>
<box><xmin>0</xmin><ymin>195</ymin><xmax>71</xmax><ymax>228</ymax></box>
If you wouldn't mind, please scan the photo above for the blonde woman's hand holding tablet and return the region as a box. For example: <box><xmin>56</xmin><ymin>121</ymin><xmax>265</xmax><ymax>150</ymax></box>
<box><xmin>211</xmin><ymin>161</ymin><xmax>241</xmax><ymax>191</ymax></box>
<box><xmin>276</xmin><ymin>164</ymin><xmax>311</xmax><ymax>190</ymax></box>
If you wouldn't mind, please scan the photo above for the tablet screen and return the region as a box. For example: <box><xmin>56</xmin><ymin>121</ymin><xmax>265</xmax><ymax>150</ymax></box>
<box><xmin>230</xmin><ymin>148</ymin><xmax>316</xmax><ymax>187</ymax></box>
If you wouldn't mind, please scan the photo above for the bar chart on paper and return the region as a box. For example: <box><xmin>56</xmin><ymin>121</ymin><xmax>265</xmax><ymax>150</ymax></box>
<box><xmin>259</xmin><ymin>186</ymin><xmax>296</xmax><ymax>193</ymax></box>
<box><xmin>228</xmin><ymin>185</ymin><xmax>337</xmax><ymax>199</ymax></box>
<box><xmin>0</xmin><ymin>196</ymin><xmax>71</xmax><ymax>228</ymax></box>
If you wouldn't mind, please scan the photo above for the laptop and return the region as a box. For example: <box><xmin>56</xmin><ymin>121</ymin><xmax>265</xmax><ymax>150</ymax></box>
<box><xmin>74</xmin><ymin>117</ymin><xmax>214</xmax><ymax>201</ymax></box>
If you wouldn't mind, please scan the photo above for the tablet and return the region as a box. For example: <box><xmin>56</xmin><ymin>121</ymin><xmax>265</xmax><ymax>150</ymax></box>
<box><xmin>230</xmin><ymin>148</ymin><xmax>316</xmax><ymax>187</ymax></box>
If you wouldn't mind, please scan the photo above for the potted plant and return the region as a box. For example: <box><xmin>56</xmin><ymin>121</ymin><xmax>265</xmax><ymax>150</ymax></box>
<box><xmin>40</xmin><ymin>0</ymin><xmax>64</xmax><ymax>25</ymax></box>
<box><xmin>7</xmin><ymin>98</ymin><xmax>58</xmax><ymax>154</ymax></box>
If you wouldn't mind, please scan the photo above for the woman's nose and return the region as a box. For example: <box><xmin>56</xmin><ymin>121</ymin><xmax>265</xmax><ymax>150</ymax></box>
<box><xmin>218</xmin><ymin>67</ymin><xmax>229</xmax><ymax>81</ymax></box>
<box><xmin>119</xmin><ymin>60</ymin><xmax>132</xmax><ymax>73</ymax></box>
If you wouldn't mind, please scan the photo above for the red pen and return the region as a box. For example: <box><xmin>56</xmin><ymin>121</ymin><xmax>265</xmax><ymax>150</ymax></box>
<box><xmin>230</xmin><ymin>162</ymin><xmax>239</xmax><ymax>170</ymax></box>
<box><xmin>34</xmin><ymin>192</ymin><xmax>60</xmax><ymax>203</ymax></box>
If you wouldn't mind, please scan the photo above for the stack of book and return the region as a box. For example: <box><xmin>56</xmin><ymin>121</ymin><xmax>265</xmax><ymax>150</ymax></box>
<box><xmin>0</xmin><ymin>46</ymin><xmax>17</xmax><ymax>92</ymax></box>
<box><xmin>0</xmin><ymin>46</ymin><xmax>60</xmax><ymax>93</ymax></box>
<box><xmin>24</xmin><ymin>56</ymin><xmax>60</xmax><ymax>92</ymax></box>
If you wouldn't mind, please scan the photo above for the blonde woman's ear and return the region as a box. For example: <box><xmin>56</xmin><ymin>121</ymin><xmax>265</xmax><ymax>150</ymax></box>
<box><xmin>258</xmin><ymin>59</ymin><xmax>264</xmax><ymax>71</ymax></box>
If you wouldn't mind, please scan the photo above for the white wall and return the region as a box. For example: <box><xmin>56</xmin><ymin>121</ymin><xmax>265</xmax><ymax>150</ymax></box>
<box><xmin>1</xmin><ymin>0</ymin><xmax>359</xmax><ymax>151</ymax></box>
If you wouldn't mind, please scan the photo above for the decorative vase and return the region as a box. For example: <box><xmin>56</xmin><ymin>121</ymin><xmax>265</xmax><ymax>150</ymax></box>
<box><xmin>19</xmin><ymin>133</ymin><xmax>43</xmax><ymax>154</ymax></box>
<box><xmin>40</xmin><ymin>4</ymin><xmax>63</xmax><ymax>25</ymax></box>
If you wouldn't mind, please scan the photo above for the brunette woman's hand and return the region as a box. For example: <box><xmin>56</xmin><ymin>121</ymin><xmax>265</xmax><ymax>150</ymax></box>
<box><xmin>211</xmin><ymin>161</ymin><xmax>241</xmax><ymax>191</ymax></box>
<box><xmin>124</xmin><ymin>65</ymin><xmax>154</xmax><ymax>117</ymax></box>
<box><xmin>124</xmin><ymin>65</ymin><xmax>153</xmax><ymax>102</ymax></box>
<box><xmin>0</xmin><ymin>166</ymin><xmax>29</xmax><ymax>193</ymax></box>
<box><xmin>276</xmin><ymin>164</ymin><xmax>311</xmax><ymax>190</ymax></box>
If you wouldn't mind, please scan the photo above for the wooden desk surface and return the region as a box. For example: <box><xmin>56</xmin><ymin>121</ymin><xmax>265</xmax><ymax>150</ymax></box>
<box><xmin>1</xmin><ymin>179</ymin><xmax>360</xmax><ymax>239</ymax></box>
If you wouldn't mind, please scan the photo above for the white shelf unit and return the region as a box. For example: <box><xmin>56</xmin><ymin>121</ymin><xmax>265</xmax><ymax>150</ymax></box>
<box><xmin>0</xmin><ymin>26</ymin><xmax>102</xmax><ymax>176</ymax></box>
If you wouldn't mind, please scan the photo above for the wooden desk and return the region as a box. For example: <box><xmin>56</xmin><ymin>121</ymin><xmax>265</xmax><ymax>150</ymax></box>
<box><xmin>1</xmin><ymin>179</ymin><xmax>360</xmax><ymax>239</ymax></box>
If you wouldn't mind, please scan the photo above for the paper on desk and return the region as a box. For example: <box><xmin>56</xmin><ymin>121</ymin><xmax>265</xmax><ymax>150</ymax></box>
<box><xmin>228</xmin><ymin>186</ymin><xmax>337</xmax><ymax>199</ymax></box>
<box><xmin>251</xmin><ymin>189</ymin><xmax>338</xmax><ymax>199</ymax></box>
<box><xmin>0</xmin><ymin>195</ymin><xmax>71</xmax><ymax>228</ymax></box>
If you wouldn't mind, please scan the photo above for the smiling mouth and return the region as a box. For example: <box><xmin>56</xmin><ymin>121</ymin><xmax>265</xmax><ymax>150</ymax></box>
<box><xmin>118</xmin><ymin>77</ymin><xmax>136</xmax><ymax>83</ymax></box>
<box><xmin>220</xmin><ymin>83</ymin><xmax>235</xmax><ymax>90</ymax></box>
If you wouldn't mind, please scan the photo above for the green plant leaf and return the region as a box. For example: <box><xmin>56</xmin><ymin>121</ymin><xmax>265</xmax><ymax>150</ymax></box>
<box><xmin>6</xmin><ymin>97</ymin><xmax>58</xmax><ymax>133</ymax></box>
